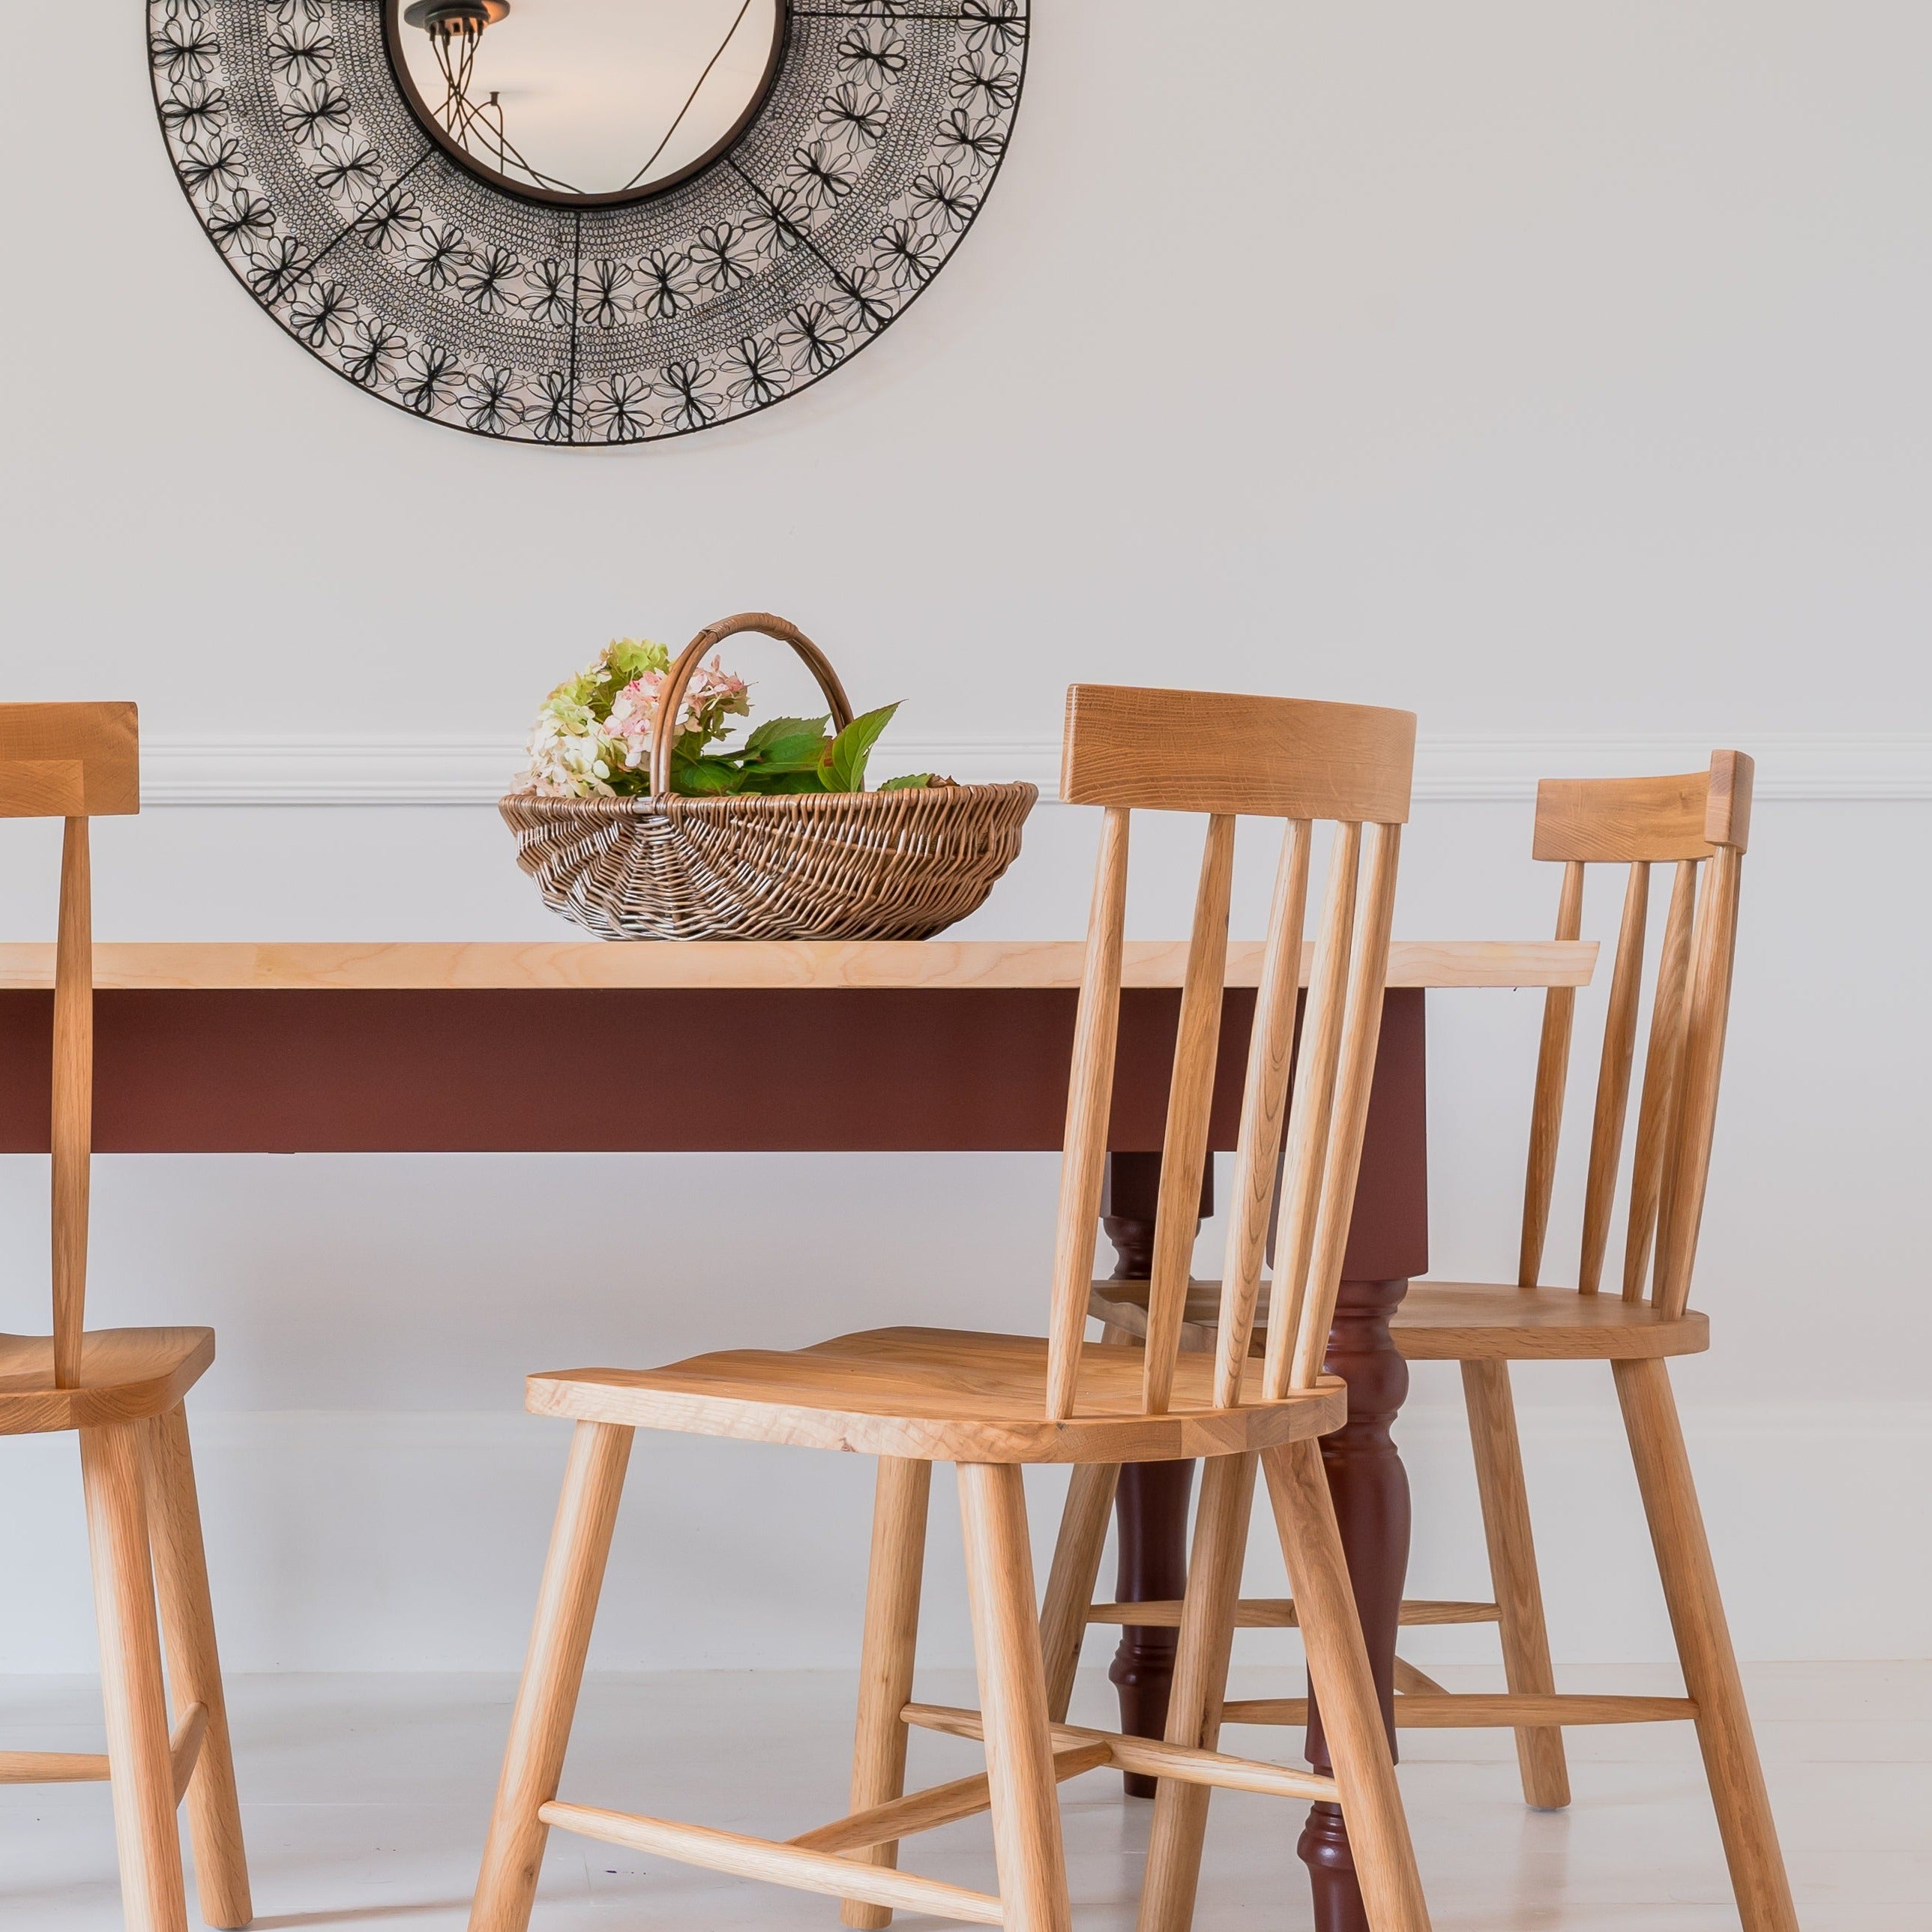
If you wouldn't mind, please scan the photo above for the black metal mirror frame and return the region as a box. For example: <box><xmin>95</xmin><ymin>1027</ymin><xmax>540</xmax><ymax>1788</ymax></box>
<box><xmin>148</xmin><ymin>0</ymin><xmax>1029</xmax><ymax>447</ymax></box>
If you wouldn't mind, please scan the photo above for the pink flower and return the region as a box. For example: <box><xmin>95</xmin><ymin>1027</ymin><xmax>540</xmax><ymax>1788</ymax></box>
<box><xmin>609</xmin><ymin>655</ymin><xmax>750</xmax><ymax>759</ymax></box>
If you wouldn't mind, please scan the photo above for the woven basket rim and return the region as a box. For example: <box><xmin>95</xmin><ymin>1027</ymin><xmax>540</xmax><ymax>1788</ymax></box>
<box><xmin>501</xmin><ymin>780</ymin><xmax>1039</xmax><ymax>819</ymax></box>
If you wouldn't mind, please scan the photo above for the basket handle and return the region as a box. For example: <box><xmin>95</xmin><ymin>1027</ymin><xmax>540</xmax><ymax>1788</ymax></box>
<box><xmin>649</xmin><ymin>613</ymin><xmax>856</xmax><ymax>798</ymax></box>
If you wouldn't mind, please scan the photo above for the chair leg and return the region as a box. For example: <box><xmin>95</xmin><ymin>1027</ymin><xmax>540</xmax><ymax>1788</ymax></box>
<box><xmin>1039</xmin><ymin>1462</ymin><xmax>1119</xmax><ymax>1724</ymax></box>
<box><xmin>1264</xmin><ymin>1439</ymin><xmax>1430</xmax><ymax>1932</ymax></box>
<box><xmin>81</xmin><ymin>1421</ymin><xmax>190</xmax><ymax>1932</ymax></box>
<box><xmin>1613</xmin><ymin>1359</ymin><xmax>1797</xmax><ymax>1932</ymax></box>
<box><xmin>841</xmin><ymin>1456</ymin><xmax>933</xmax><ymax>1931</ymax></box>
<box><xmin>1460</xmin><ymin>1360</ymin><xmax>1569</xmax><ymax>1809</ymax></box>
<box><xmin>142</xmin><ymin>1404</ymin><xmax>253</xmax><ymax>1929</ymax></box>
<box><xmin>959</xmin><ymin>1462</ymin><xmax>1072</xmax><ymax>1932</ymax></box>
<box><xmin>1137</xmin><ymin>1451</ymin><xmax>1257</xmax><ymax>1932</ymax></box>
<box><xmin>470</xmin><ymin>1421</ymin><xmax>634</xmax><ymax>1932</ymax></box>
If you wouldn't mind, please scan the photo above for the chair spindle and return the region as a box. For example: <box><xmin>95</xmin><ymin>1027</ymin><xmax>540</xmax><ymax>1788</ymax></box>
<box><xmin>1577</xmin><ymin>861</ymin><xmax>1651</xmax><ymax>1293</ymax></box>
<box><xmin>1622</xmin><ymin>856</ymin><xmax>1700</xmax><ymax>1301</ymax></box>
<box><xmin>1518</xmin><ymin>858</ymin><xmax>1586</xmax><ymax>1287</ymax></box>
<box><xmin>1143</xmin><ymin>814</ymin><xmax>1236</xmax><ymax>1415</ymax></box>
<box><xmin>1210</xmin><ymin>819</ymin><xmax>1313</xmax><ymax>1407</ymax></box>
<box><xmin>1656</xmin><ymin>843</ymin><xmax>1744</xmax><ymax>1322</ymax></box>
<box><xmin>1285</xmin><ymin>821</ymin><xmax>1402</xmax><ymax>1394</ymax></box>
<box><xmin>1045</xmin><ymin>805</ymin><xmax>1130</xmax><ymax>1421</ymax></box>
<box><xmin>51</xmin><ymin>817</ymin><xmax>93</xmax><ymax>1388</ymax></box>
<box><xmin>1260</xmin><ymin>822</ymin><xmax>1361</xmax><ymax>1399</ymax></box>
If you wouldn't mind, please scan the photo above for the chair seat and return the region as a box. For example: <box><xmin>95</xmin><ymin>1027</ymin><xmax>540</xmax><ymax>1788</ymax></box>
<box><xmin>0</xmin><ymin>1327</ymin><xmax>215</xmax><ymax>1436</ymax></box>
<box><xmin>1091</xmin><ymin>1278</ymin><xmax>1709</xmax><ymax>1362</ymax></box>
<box><xmin>1391</xmin><ymin>1281</ymin><xmax>1708</xmax><ymax>1358</ymax></box>
<box><xmin>527</xmin><ymin>1326</ymin><xmax>1347</xmax><ymax>1463</ymax></box>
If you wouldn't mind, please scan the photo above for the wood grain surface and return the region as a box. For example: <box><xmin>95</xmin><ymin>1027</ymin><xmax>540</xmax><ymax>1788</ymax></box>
<box><xmin>0</xmin><ymin>937</ymin><xmax>1592</xmax><ymax>991</ymax></box>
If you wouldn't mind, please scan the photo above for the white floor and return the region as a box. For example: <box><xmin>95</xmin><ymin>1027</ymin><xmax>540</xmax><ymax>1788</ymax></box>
<box><xmin>3</xmin><ymin>1663</ymin><xmax>1926</xmax><ymax>1929</ymax></box>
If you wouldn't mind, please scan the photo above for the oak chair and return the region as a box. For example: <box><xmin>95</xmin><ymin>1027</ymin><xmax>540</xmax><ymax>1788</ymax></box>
<box><xmin>1050</xmin><ymin>750</ymin><xmax>1798</xmax><ymax>1932</ymax></box>
<box><xmin>469</xmin><ymin>684</ymin><xmax>1432</xmax><ymax>1932</ymax></box>
<box><xmin>0</xmin><ymin>705</ymin><xmax>252</xmax><ymax>1931</ymax></box>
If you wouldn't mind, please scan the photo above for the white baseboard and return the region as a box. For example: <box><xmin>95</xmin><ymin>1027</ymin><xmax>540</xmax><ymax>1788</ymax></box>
<box><xmin>135</xmin><ymin>733</ymin><xmax>1932</xmax><ymax>806</ymax></box>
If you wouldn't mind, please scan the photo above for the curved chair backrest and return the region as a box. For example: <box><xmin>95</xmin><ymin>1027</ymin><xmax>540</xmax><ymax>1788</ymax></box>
<box><xmin>1518</xmin><ymin>750</ymin><xmax>1752</xmax><ymax>1317</ymax></box>
<box><xmin>0</xmin><ymin>703</ymin><xmax>139</xmax><ymax>1386</ymax></box>
<box><xmin>1047</xmin><ymin>684</ymin><xmax>1415</xmax><ymax>1418</ymax></box>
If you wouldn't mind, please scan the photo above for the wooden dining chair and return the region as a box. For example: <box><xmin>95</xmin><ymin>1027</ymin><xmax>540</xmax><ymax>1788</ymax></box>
<box><xmin>469</xmin><ymin>685</ymin><xmax>1431</xmax><ymax>1932</ymax></box>
<box><xmin>1047</xmin><ymin>750</ymin><xmax>1798</xmax><ymax>1932</ymax></box>
<box><xmin>0</xmin><ymin>705</ymin><xmax>252</xmax><ymax>1932</ymax></box>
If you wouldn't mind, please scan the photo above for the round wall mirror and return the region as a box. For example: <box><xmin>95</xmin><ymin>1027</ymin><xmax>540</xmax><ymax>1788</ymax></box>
<box><xmin>391</xmin><ymin>0</ymin><xmax>787</xmax><ymax>206</ymax></box>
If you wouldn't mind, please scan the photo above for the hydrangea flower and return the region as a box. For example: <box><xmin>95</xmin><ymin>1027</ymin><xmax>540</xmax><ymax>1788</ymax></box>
<box><xmin>608</xmin><ymin>656</ymin><xmax>750</xmax><ymax>773</ymax></box>
<box><xmin>516</xmin><ymin>640</ymin><xmax>752</xmax><ymax>796</ymax></box>
<box><xmin>516</xmin><ymin>637</ymin><xmax>923</xmax><ymax>798</ymax></box>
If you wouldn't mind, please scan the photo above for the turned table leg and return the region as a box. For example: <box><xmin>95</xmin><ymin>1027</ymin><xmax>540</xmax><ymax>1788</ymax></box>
<box><xmin>1298</xmin><ymin>1276</ymin><xmax>1411</xmax><ymax>1932</ymax></box>
<box><xmin>1103</xmin><ymin>1152</ymin><xmax>1209</xmax><ymax>1799</ymax></box>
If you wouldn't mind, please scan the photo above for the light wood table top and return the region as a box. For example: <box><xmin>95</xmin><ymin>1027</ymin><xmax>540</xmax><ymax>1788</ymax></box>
<box><xmin>0</xmin><ymin>939</ymin><xmax>1594</xmax><ymax>993</ymax></box>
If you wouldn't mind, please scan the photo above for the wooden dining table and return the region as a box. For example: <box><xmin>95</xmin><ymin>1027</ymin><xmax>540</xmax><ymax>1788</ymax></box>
<box><xmin>0</xmin><ymin>935</ymin><xmax>1592</xmax><ymax>1932</ymax></box>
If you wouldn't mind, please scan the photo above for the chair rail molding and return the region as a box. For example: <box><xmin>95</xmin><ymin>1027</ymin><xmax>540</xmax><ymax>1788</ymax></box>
<box><xmin>137</xmin><ymin>733</ymin><xmax>1932</xmax><ymax>807</ymax></box>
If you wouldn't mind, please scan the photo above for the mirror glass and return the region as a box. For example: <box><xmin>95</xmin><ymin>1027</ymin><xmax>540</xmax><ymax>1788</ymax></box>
<box><xmin>393</xmin><ymin>0</ymin><xmax>786</xmax><ymax>205</ymax></box>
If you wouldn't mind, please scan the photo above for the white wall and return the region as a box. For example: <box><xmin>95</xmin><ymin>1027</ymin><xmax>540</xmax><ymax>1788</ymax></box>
<box><xmin>1</xmin><ymin>3</ymin><xmax>1927</xmax><ymax>1675</ymax></box>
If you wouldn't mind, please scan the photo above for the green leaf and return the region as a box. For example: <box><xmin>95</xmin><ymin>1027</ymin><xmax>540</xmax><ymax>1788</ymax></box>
<box><xmin>740</xmin><ymin>768</ymin><xmax>829</xmax><ymax>794</ymax></box>
<box><xmin>817</xmin><ymin>702</ymin><xmax>900</xmax><ymax>792</ymax></box>
<box><xmin>876</xmin><ymin>772</ymin><xmax>933</xmax><ymax>792</ymax></box>
<box><xmin>718</xmin><ymin>714</ymin><xmax>836</xmax><ymax>778</ymax></box>
<box><xmin>669</xmin><ymin>755</ymin><xmax>744</xmax><ymax>795</ymax></box>
<box><xmin>751</xmin><ymin>740</ymin><xmax>836</xmax><ymax>774</ymax></box>
<box><xmin>742</xmin><ymin>714</ymin><xmax>830</xmax><ymax>759</ymax></box>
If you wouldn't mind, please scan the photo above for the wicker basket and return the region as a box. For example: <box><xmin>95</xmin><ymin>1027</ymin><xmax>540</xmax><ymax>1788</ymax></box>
<box><xmin>501</xmin><ymin>613</ymin><xmax>1038</xmax><ymax>941</ymax></box>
